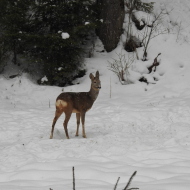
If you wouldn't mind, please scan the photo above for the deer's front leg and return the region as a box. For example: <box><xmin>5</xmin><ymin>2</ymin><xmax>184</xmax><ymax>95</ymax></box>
<box><xmin>81</xmin><ymin>112</ymin><xmax>86</xmax><ymax>138</ymax></box>
<box><xmin>75</xmin><ymin>113</ymin><xmax>80</xmax><ymax>136</ymax></box>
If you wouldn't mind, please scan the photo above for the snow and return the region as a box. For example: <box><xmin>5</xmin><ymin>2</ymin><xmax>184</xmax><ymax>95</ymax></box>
<box><xmin>1</xmin><ymin>0</ymin><xmax>190</xmax><ymax>190</ymax></box>
<box><xmin>133</xmin><ymin>11</ymin><xmax>154</xmax><ymax>26</ymax></box>
<box><xmin>41</xmin><ymin>76</ymin><xmax>48</xmax><ymax>82</ymax></box>
<box><xmin>61</xmin><ymin>32</ymin><xmax>70</xmax><ymax>39</ymax></box>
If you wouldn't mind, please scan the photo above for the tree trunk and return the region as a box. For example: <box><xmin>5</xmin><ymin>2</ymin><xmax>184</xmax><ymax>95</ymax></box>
<box><xmin>13</xmin><ymin>40</ymin><xmax>17</xmax><ymax>65</ymax></box>
<box><xmin>97</xmin><ymin>0</ymin><xmax>125</xmax><ymax>52</ymax></box>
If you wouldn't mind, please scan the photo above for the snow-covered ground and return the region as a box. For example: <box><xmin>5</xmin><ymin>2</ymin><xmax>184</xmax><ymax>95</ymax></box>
<box><xmin>1</xmin><ymin>0</ymin><xmax>190</xmax><ymax>189</ymax></box>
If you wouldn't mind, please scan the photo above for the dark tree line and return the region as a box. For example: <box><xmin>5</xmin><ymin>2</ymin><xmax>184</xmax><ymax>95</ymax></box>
<box><xmin>0</xmin><ymin>0</ymin><xmax>154</xmax><ymax>86</ymax></box>
<box><xmin>0</xmin><ymin>0</ymin><xmax>98</xmax><ymax>86</ymax></box>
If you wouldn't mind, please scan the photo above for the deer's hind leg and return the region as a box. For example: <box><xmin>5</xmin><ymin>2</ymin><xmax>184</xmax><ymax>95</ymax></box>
<box><xmin>75</xmin><ymin>113</ymin><xmax>80</xmax><ymax>136</ymax></box>
<box><xmin>50</xmin><ymin>108</ymin><xmax>63</xmax><ymax>139</ymax></box>
<box><xmin>63</xmin><ymin>111</ymin><xmax>72</xmax><ymax>139</ymax></box>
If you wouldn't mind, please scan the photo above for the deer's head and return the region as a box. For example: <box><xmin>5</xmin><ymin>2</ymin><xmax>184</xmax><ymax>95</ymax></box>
<box><xmin>90</xmin><ymin>71</ymin><xmax>101</xmax><ymax>91</ymax></box>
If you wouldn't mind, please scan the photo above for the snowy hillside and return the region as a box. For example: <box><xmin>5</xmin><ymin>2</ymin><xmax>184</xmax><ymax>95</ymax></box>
<box><xmin>1</xmin><ymin>0</ymin><xmax>190</xmax><ymax>190</ymax></box>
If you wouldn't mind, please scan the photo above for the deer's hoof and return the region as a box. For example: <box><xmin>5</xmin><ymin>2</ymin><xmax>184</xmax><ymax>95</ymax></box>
<box><xmin>75</xmin><ymin>134</ymin><xmax>79</xmax><ymax>137</ymax></box>
<box><xmin>50</xmin><ymin>135</ymin><xmax>53</xmax><ymax>139</ymax></box>
<box><xmin>83</xmin><ymin>135</ymin><xmax>87</xmax><ymax>138</ymax></box>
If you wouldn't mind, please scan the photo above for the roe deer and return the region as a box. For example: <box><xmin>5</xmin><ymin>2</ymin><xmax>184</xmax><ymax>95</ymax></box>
<box><xmin>50</xmin><ymin>71</ymin><xmax>101</xmax><ymax>139</ymax></box>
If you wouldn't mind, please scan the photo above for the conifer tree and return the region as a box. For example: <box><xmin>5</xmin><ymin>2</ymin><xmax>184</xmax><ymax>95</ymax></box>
<box><xmin>0</xmin><ymin>0</ymin><xmax>98</xmax><ymax>86</ymax></box>
<box><xmin>0</xmin><ymin>0</ymin><xmax>33</xmax><ymax>66</ymax></box>
<box><xmin>26</xmin><ymin>0</ymin><xmax>98</xmax><ymax>86</ymax></box>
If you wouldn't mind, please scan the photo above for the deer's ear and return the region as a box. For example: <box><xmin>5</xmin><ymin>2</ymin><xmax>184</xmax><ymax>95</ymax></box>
<box><xmin>89</xmin><ymin>73</ymin><xmax>94</xmax><ymax>80</ymax></box>
<box><xmin>96</xmin><ymin>71</ymin><xmax>99</xmax><ymax>78</ymax></box>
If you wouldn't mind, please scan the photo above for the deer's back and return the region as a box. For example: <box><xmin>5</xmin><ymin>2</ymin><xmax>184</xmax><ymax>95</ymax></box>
<box><xmin>56</xmin><ymin>92</ymin><xmax>93</xmax><ymax>113</ymax></box>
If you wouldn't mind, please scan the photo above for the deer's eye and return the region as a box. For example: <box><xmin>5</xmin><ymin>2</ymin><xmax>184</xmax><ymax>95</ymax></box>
<box><xmin>94</xmin><ymin>81</ymin><xmax>97</xmax><ymax>83</ymax></box>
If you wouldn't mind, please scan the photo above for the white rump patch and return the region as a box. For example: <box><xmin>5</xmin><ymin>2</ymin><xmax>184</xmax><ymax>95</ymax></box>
<box><xmin>56</xmin><ymin>100</ymin><xmax>67</xmax><ymax>107</ymax></box>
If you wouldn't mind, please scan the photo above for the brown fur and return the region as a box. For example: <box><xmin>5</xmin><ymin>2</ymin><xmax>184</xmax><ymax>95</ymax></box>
<box><xmin>50</xmin><ymin>71</ymin><xmax>101</xmax><ymax>139</ymax></box>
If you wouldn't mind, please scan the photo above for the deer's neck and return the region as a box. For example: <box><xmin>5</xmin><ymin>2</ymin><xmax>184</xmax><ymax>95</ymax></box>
<box><xmin>89</xmin><ymin>86</ymin><xmax>99</xmax><ymax>102</ymax></box>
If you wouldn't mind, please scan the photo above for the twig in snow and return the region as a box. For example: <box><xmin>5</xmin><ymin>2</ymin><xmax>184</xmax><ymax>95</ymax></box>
<box><xmin>73</xmin><ymin>166</ymin><xmax>75</xmax><ymax>190</ymax></box>
<box><xmin>123</xmin><ymin>171</ymin><xmax>139</xmax><ymax>190</ymax></box>
<box><xmin>148</xmin><ymin>53</ymin><xmax>161</xmax><ymax>73</ymax></box>
<box><xmin>114</xmin><ymin>177</ymin><xmax>120</xmax><ymax>190</ymax></box>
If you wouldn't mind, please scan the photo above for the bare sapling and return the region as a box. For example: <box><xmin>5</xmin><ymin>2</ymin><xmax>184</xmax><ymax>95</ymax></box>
<box><xmin>141</xmin><ymin>10</ymin><xmax>170</xmax><ymax>61</ymax></box>
<box><xmin>50</xmin><ymin>71</ymin><xmax>101</xmax><ymax>139</ymax></box>
<box><xmin>108</xmin><ymin>52</ymin><xmax>135</xmax><ymax>85</ymax></box>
